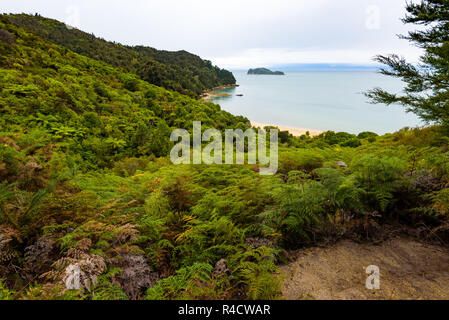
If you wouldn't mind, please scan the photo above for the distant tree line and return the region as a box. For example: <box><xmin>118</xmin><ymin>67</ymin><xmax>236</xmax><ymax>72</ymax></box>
<box><xmin>4</xmin><ymin>14</ymin><xmax>236</xmax><ymax>98</ymax></box>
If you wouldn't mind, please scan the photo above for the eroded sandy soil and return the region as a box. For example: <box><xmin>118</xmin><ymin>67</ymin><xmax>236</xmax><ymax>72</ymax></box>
<box><xmin>281</xmin><ymin>237</ymin><xmax>449</xmax><ymax>300</ymax></box>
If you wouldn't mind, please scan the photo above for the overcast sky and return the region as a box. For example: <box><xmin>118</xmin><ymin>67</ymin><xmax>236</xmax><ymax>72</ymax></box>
<box><xmin>1</xmin><ymin>0</ymin><xmax>423</xmax><ymax>69</ymax></box>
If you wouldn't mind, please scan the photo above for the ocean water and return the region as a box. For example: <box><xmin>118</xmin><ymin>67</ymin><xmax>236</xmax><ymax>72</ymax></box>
<box><xmin>210</xmin><ymin>70</ymin><xmax>422</xmax><ymax>135</ymax></box>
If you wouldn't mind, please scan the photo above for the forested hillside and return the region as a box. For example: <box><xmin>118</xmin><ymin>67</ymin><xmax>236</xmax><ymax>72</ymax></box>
<box><xmin>0</xmin><ymin>15</ymin><xmax>248</xmax><ymax>169</ymax></box>
<box><xmin>4</xmin><ymin>14</ymin><xmax>236</xmax><ymax>97</ymax></box>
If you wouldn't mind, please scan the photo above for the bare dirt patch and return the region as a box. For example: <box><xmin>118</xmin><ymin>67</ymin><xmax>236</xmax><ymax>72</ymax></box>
<box><xmin>281</xmin><ymin>237</ymin><xmax>449</xmax><ymax>300</ymax></box>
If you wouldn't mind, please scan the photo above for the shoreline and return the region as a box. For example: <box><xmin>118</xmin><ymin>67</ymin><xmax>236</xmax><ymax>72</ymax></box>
<box><xmin>200</xmin><ymin>85</ymin><xmax>323</xmax><ymax>137</ymax></box>
<box><xmin>251</xmin><ymin>121</ymin><xmax>323</xmax><ymax>137</ymax></box>
<box><xmin>199</xmin><ymin>84</ymin><xmax>239</xmax><ymax>100</ymax></box>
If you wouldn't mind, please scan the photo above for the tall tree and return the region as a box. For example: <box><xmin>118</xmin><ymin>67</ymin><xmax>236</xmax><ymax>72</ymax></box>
<box><xmin>366</xmin><ymin>0</ymin><xmax>449</xmax><ymax>128</ymax></box>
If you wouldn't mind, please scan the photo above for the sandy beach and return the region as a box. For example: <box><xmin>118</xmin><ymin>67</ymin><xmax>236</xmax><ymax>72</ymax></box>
<box><xmin>251</xmin><ymin>121</ymin><xmax>323</xmax><ymax>137</ymax></box>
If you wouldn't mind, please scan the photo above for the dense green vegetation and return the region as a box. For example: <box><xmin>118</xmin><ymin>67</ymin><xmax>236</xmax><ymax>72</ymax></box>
<box><xmin>4</xmin><ymin>14</ymin><xmax>236</xmax><ymax>98</ymax></box>
<box><xmin>1</xmin><ymin>1</ymin><xmax>449</xmax><ymax>300</ymax></box>
<box><xmin>0</xmin><ymin>15</ymin><xmax>247</xmax><ymax>170</ymax></box>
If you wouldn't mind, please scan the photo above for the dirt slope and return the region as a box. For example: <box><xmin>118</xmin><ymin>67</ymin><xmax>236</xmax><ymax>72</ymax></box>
<box><xmin>281</xmin><ymin>237</ymin><xmax>449</xmax><ymax>300</ymax></box>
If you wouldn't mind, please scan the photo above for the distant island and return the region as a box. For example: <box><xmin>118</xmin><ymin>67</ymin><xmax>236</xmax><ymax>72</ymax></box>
<box><xmin>248</xmin><ymin>68</ymin><xmax>285</xmax><ymax>75</ymax></box>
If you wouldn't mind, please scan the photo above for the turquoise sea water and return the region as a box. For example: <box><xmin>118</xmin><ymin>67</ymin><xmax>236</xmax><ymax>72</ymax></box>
<box><xmin>210</xmin><ymin>70</ymin><xmax>422</xmax><ymax>135</ymax></box>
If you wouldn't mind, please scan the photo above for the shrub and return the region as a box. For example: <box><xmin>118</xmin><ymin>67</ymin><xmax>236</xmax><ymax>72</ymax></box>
<box><xmin>351</xmin><ymin>154</ymin><xmax>406</xmax><ymax>212</ymax></box>
<box><xmin>145</xmin><ymin>263</ymin><xmax>218</xmax><ymax>300</ymax></box>
<box><xmin>0</xmin><ymin>280</ymin><xmax>15</xmax><ymax>300</ymax></box>
<box><xmin>431</xmin><ymin>188</ymin><xmax>449</xmax><ymax>216</ymax></box>
<box><xmin>113</xmin><ymin>157</ymin><xmax>150</xmax><ymax>177</ymax></box>
<box><xmin>341</xmin><ymin>138</ymin><xmax>362</xmax><ymax>148</ymax></box>
<box><xmin>0</xmin><ymin>29</ymin><xmax>14</xmax><ymax>45</ymax></box>
<box><xmin>228</xmin><ymin>247</ymin><xmax>281</xmax><ymax>300</ymax></box>
<box><xmin>0</xmin><ymin>144</ymin><xmax>22</xmax><ymax>180</ymax></box>
<box><xmin>279</xmin><ymin>150</ymin><xmax>325</xmax><ymax>174</ymax></box>
<box><xmin>358</xmin><ymin>132</ymin><xmax>378</xmax><ymax>140</ymax></box>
